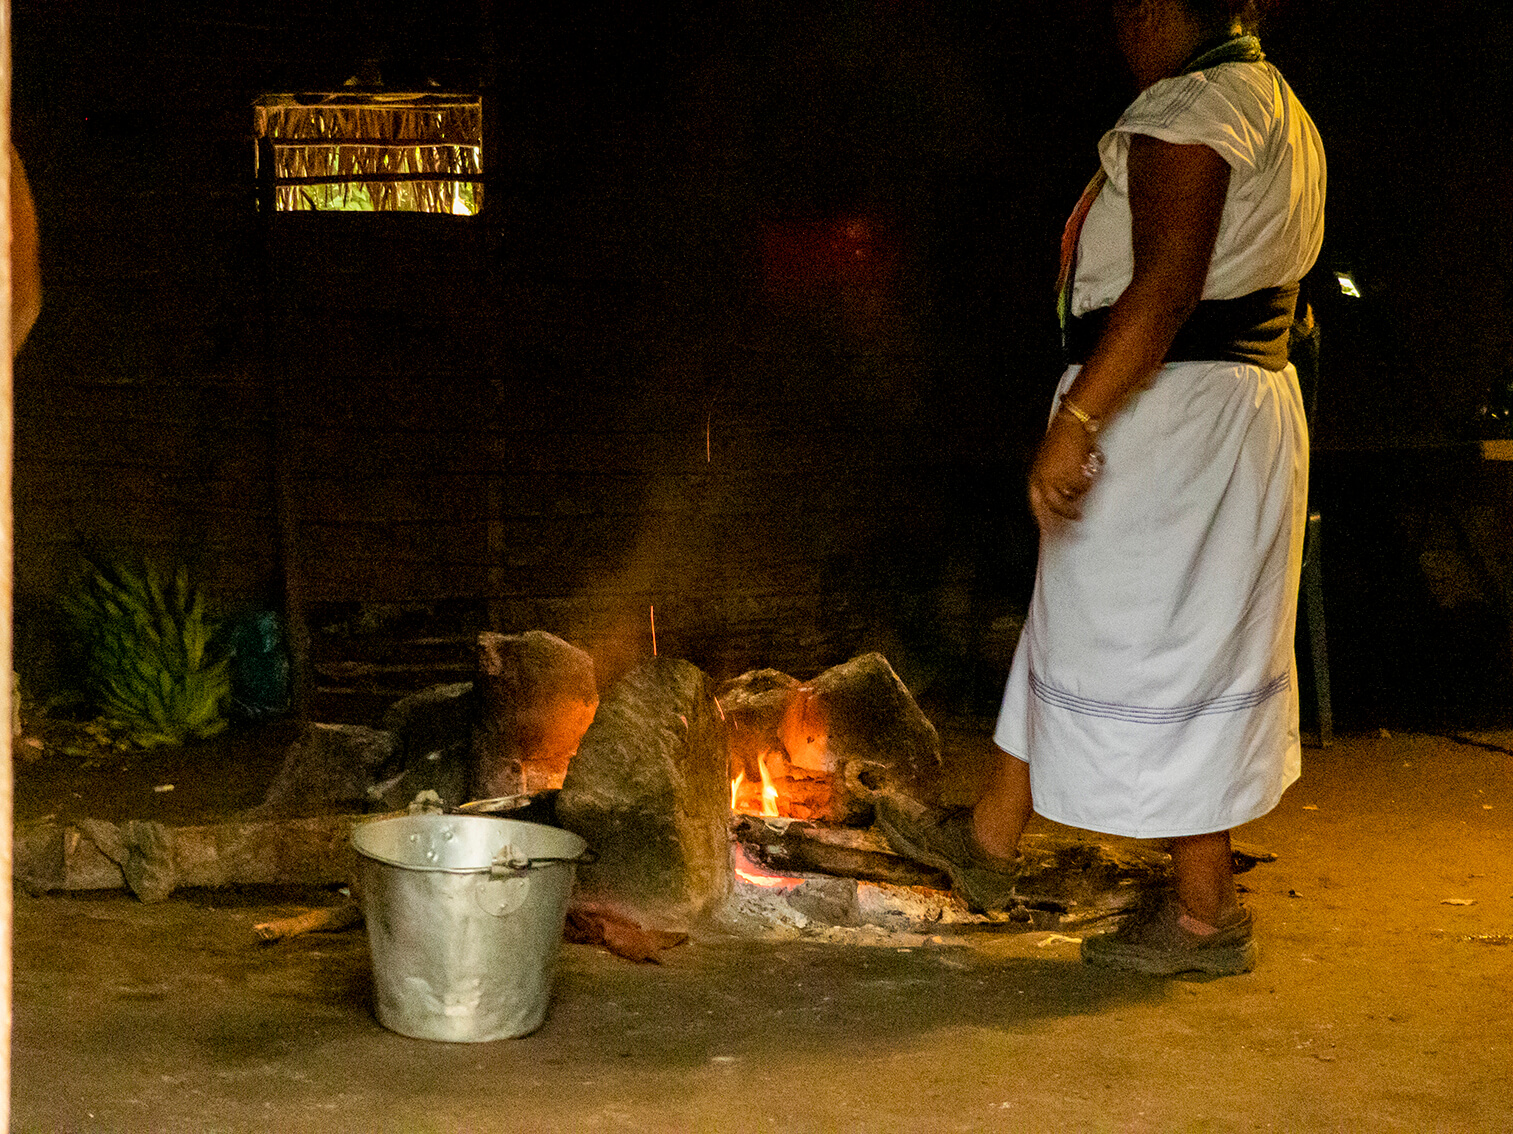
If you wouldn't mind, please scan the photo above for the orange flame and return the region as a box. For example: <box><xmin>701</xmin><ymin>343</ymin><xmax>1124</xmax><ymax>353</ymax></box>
<box><xmin>757</xmin><ymin>752</ymin><xmax>780</xmax><ymax>817</ymax></box>
<box><xmin>731</xmin><ymin>752</ymin><xmax>785</xmax><ymax>818</ymax></box>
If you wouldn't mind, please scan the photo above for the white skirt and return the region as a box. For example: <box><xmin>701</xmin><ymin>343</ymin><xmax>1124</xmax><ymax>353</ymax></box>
<box><xmin>994</xmin><ymin>359</ymin><xmax>1308</xmax><ymax>838</ymax></box>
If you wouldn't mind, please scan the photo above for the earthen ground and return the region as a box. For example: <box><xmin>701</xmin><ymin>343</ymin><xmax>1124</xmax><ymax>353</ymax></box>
<box><xmin>11</xmin><ymin>726</ymin><xmax>1513</xmax><ymax>1133</ymax></box>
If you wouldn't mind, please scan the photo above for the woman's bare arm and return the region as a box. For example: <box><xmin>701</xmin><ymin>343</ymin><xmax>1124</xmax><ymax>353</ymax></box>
<box><xmin>1028</xmin><ymin>134</ymin><xmax>1231</xmax><ymax>530</ymax></box>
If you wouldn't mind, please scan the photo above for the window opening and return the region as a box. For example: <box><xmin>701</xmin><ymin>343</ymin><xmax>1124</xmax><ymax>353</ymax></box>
<box><xmin>254</xmin><ymin>92</ymin><xmax>482</xmax><ymax>215</ymax></box>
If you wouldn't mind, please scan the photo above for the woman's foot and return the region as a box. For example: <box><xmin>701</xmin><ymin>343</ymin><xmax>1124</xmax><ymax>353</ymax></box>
<box><xmin>875</xmin><ymin>797</ymin><xmax>1022</xmax><ymax>912</ymax></box>
<box><xmin>1081</xmin><ymin>894</ymin><xmax>1257</xmax><ymax>975</ymax></box>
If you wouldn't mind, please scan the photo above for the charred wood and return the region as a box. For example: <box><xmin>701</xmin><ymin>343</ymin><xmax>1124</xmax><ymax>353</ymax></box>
<box><xmin>732</xmin><ymin>814</ymin><xmax>1277</xmax><ymax>919</ymax></box>
<box><xmin>732</xmin><ymin>814</ymin><xmax>949</xmax><ymax>888</ymax></box>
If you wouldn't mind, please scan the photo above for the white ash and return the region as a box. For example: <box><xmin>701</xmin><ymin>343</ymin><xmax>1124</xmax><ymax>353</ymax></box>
<box><xmin>717</xmin><ymin>857</ymin><xmax>1004</xmax><ymax>941</ymax></box>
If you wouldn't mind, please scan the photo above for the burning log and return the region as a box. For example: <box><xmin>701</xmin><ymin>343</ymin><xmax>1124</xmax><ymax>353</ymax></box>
<box><xmin>732</xmin><ymin>811</ymin><xmax>1278</xmax><ymax>921</ymax></box>
<box><xmin>731</xmin><ymin>814</ymin><xmax>949</xmax><ymax>888</ymax></box>
<box><xmin>1009</xmin><ymin>833</ymin><xmax>1172</xmax><ymax>914</ymax></box>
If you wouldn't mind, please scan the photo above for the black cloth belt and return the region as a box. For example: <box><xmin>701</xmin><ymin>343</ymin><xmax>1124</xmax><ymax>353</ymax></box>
<box><xmin>1064</xmin><ymin>282</ymin><xmax>1300</xmax><ymax>372</ymax></box>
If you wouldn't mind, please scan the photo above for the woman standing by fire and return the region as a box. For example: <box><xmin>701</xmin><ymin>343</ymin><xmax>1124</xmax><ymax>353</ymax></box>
<box><xmin>881</xmin><ymin>0</ymin><xmax>1324</xmax><ymax>974</ymax></box>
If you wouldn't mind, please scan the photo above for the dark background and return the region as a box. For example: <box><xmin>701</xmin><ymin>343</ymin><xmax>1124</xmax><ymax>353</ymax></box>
<box><xmin>11</xmin><ymin>0</ymin><xmax>1513</xmax><ymax>730</ymax></box>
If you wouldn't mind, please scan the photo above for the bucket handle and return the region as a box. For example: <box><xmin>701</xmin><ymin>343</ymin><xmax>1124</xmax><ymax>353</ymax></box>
<box><xmin>489</xmin><ymin>845</ymin><xmax>597</xmax><ymax>879</ymax></box>
<box><xmin>456</xmin><ymin>794</ymin><xmax>531</xmax><ymax>815</ymax></box>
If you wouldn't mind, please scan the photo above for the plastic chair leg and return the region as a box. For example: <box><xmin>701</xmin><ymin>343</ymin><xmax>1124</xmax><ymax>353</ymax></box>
<box><xmin>1300</xmin><ymin>510</ymin><xmax>1333</xmax><ymax>746</ymax></box>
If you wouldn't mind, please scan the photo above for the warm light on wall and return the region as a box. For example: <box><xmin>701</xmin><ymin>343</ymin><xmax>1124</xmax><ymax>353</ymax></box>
<box><xmin>761</xmin><ymin>214</ymin><xmax>900</xmax><ymax>295</ymax></box>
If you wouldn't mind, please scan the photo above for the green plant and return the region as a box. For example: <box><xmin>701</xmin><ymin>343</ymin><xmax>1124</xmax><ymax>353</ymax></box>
<box><xmin>61</xmin><ymin>560</ymin><xmax>231</xmax><ymax>748</ymax></box>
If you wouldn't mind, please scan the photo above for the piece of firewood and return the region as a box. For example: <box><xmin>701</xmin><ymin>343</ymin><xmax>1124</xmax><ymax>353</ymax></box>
<box><xmin>1230</xmin><ymin>841</ymin><xmax>1278</xmax><ymax>873</ymax></box>
<box><xmin>563</xmin><ymin>905</ymin><xmax>689</xmax><ymax>963</ymax></box>
<box><xmin>254</xmin><ymin>899</ymin><xmax>362</xmax><ymax>943</ymax></box>
<box><xmin>731</xmin><ymin>814</ymin><xmax>949</xmax><ymax>888</ymax></box>
<box><xmin>733</xmin><ymin>816</ymin><xmax>1277</xmax><ymax>916</ymax></box>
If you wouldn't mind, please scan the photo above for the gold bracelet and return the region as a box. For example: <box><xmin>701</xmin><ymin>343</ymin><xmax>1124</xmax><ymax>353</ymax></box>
<box><xmin>1059</xmin><ymin>396</ymin><xmax>1101</xmax><ymax>436</ymax></box>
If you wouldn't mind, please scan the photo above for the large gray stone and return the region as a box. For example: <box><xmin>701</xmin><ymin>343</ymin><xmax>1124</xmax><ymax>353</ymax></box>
<box><xmin>16</xmin><ymin>815</ymin><xmax>358</xmax><ymax>900</ymax></box>
<box><xmin>556</xmin><ymin>657</ymin><xmax>730</xmax><ymax>928</ymax></box>
<box><xmin>249</xmin><ymin>723</ymin><xmax>399</xmax><ymax>818</ymax></box>
<box><xmin>381</xmin><ymin>682</ymin><xmax>475</xmax><ymax>761</ymax></box>
<box><xmin>75</xmin><ymin>819</ymin><xmax>176</xmax><ymax>903</ymax></box>
<box><xmin>779</xmin><ymin>652</ymin><xmax>942</xmax><ymax>825</ymax></box>
<box><xmin>473</xmin><ymin>631</ymin><xmax>599</xmax><ymax>799</ymax></box>
<box><xmin>374</xmin><ymin>682</ymin><xmax>476</xmax><ymax>808</ymax></box>
<box><xmin>716</xmin><ymin>668</ymin><xmax>799</xmax><ymax>784</ymax></box>
<box><xmin>368</xmin><ymin>740</ymin><xmax>472</xmax><ymax>811</ymax></box>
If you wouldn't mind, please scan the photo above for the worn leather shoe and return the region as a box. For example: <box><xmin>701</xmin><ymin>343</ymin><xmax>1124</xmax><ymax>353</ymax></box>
<box><xmin>875</xmin><ymin>796</ymin><xmax>1022</xmax><ymax>912</ymax></box>
<box><xmin>1081</xmin><ymin>895</ymin><xmax>1257</xmax><ymax>975</ymax></box>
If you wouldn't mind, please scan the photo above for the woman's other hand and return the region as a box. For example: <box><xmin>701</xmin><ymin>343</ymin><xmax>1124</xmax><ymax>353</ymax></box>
<box><xmin>1028</xmin><ymin>411</ymin><xmax>1097</xmax><ymax>531</ymax></box>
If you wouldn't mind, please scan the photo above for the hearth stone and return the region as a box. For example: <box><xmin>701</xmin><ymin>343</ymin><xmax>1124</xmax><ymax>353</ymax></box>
<box><xmin>472</xmin><ymin>630</ymin><xmax>599</xmax><ymax>799</ymax></box>
<box><xmin>717</xmin><ymin>668</ymin><xmax>799</xmax><ymax>784</ymax></box>
<box><xmin>381</xmin><ymin>682</ymin><xmax>475</xmax><ymax>764</ymax></box>
<box><xmin>785</xmin><ymin>875</ymin><xmax>861</xmax><ymax>927</ymax></box>
<box><xmin>372</xmin><ymin>682</ymin><xmax>475</xmax><ymax>808</ymax></box>
<box><xmin>249</xmin><ymin>723</ymin><xmax>399</xmax><ymax>817</ymax></box>
<box><xmin>779</xmin><ymin>652</ymin><xmax>943</xmax><ymax>824</ymax></box>
<box><xmin>556</xmin><ymin>657</ymin><xmax>730</xmax><ymax>928</ymax></box>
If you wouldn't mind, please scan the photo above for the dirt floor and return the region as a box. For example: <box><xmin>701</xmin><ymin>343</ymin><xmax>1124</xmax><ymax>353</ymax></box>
<box><xmin>10</xmin><ymin>724</ymin><xmax>1513</xmax><ymax>1133</ymax></box>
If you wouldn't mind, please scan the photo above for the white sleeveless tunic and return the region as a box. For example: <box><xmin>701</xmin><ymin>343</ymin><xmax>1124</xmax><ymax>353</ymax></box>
<box><xmin>994</xmin><ymin>60</ymin><xmax>1326</xmax><ymax>838</ymax></box>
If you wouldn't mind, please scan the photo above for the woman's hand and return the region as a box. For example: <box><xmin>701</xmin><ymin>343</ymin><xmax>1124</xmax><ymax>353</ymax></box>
<box><xmin>1028</xmin><ymin>411</ymin><xmax>1098</xmax><ymax>531</ymax></box>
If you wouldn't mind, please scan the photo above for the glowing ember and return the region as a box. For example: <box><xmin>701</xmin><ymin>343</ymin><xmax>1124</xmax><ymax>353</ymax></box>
<box><xmin>732</xmin><ymin>844</ymin><xmax>801</xmax><ymax>890</ymax></box>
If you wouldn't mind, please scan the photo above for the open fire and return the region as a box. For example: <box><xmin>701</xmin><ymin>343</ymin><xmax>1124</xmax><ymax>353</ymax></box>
<box><xmin>557</xmin><ymin>651</ymin><xmax>958</xmax><ymax>934</ymax></box>
<box><xmin>717</xmin><ymin>652</ymin><xmax>944</xmax><ymax>827</ymax></box>
<box><xmin>729</xmin><ymin>750</ymin><xmax>811</xmax><ymax>889</ymax></box>
<box><xmin>729</xmin><ymin>748</ymin><xmax>831</xmax><ymax>819</ymax></box>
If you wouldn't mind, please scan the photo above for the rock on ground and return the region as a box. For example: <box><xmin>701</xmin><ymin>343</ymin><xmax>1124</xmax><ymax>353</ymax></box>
<box><xmin>248</xmin><ymin>723</ymin><xmax>398</xmax><ymax>818</ymax></box>
<box><xmin>556</xmin><ymin>657</ymin><xmax>729</xmax><ymax>929</ymax></box>
<box><xmin>474</xmin><ymin>631</ymin><xmax>599</xmax><ymax>798</ymax></box>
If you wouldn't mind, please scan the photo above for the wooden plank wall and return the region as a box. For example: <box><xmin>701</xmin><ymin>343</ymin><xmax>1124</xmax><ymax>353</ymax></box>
<box><xmin>8</xmin><ymin>0</ymin><xmax>1055</xmax><ymax>718</ymax></box>
<box><xmin>268</xmin><ymin>212</ymin><xmax>1019</xmax><ymax>709</ymax></box>
<box><xmin>12</xmin><ymin>3</ymin><xmax>283</xmax><ymax>696</ymax></box>
<box><xmin>9</xmin><ymin>0</ymin><xmax>1512</xmax><ymax>732</ymax></box>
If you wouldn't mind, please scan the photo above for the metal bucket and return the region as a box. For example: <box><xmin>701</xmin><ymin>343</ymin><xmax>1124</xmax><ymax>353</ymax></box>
<box><xmin>351</xmin><ymin>813</ymin><xmax>588</xmax><ymax>1042</ymax></box>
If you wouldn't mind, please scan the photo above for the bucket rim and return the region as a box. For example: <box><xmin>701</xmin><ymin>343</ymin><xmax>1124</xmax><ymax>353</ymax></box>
<box><xmin>351</xmin><ymin>812</ymin><xmax>587</xmax><ymax>874</ymax></box>
<box><xmin>352</xmin><ymin>851</ymin><xmax>496</xmax><ymax>876</ymax></box>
